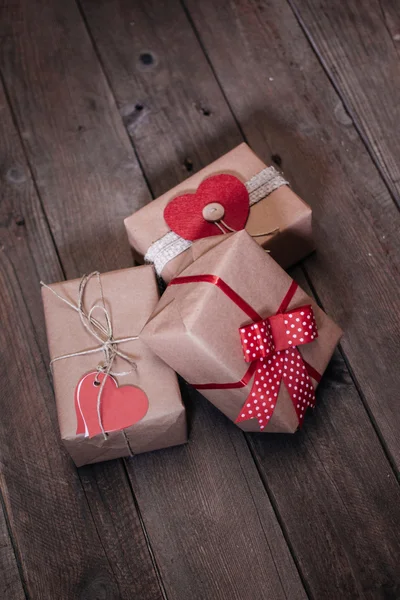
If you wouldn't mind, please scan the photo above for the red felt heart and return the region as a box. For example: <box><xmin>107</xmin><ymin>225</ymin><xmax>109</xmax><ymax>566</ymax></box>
<box><xmin>164</xmin><ymin>174</ymin><xmax>249</xmax><ymax>241</ymax></box>
<box><xmin>75</xmin><ymin>372</ymin><xmax>149</xmax><ymax>438</ymax></box>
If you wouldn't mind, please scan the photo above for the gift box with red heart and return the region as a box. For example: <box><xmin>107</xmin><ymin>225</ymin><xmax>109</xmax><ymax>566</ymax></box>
<box><xmin>124</xmin><ymin>143</ymin><xmax>314</xmax><ymax>283</ymax></box>
<box><xmin>41</xmin><ymin>266</ymin><xmax>187</xmax><ymax>466</ymax></box>
<box><xmin>142</xmin><ymin>231</ymin><xmax>342</xmax><ymax>433</ymax></box>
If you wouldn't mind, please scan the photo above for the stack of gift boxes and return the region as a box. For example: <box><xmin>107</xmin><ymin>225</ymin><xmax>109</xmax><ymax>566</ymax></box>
<box><xmin>42</xmin><ymin>143</ymin><xmax>342</xmax><ymax>466</ymax></box>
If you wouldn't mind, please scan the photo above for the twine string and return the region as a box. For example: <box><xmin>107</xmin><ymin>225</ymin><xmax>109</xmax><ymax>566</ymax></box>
<box><xmin>41</xmin><ymin>272</ymin><xmax>139</xmax><ymax>439</ymax></box>
<box><xmin>213</xmin><ymin>217</ymin><xmax>279</xmax><ymax>238</ymax></box>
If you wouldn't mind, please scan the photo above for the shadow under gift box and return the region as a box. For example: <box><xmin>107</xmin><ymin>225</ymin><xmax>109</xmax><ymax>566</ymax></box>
<box><xmin>41</xmin><ymin>265</ymin><xmax>187</xmax><ymax>467</ymax></box>
<box><xmin>124</xmin><ymin>143</ymin><xmax>314</xmax><ymax>283</ymax></box>
<box><xmin>141</xmin><ymin>231</ymin><xmax>342</xmax><ymax>433</ymax></box>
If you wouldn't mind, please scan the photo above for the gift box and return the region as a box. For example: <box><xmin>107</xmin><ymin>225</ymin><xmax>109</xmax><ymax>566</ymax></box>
<box><xmin>41</xmin><ymin>266</ymin><xmax>187</xmax><ymax>466</ymax></box>
<box><xmin>124</xmin><ymin>143</ymin><xmax>314</xmax><ymax>283</ymax></box>
<box><xmin>142</xmin><ymin>231</ymin><xmax>342</xmax><ymax>433</ymax></box>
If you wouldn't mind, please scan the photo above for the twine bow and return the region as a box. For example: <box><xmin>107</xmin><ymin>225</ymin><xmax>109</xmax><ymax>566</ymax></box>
<box><xmin>41</xmin><ymin>272</ymin><xmax>138</xmax><ymax>438</ymax></box>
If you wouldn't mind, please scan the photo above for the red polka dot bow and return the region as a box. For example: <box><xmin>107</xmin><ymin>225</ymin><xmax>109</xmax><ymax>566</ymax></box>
<box><xmin>236</xmin><ymin>305</ymin><xmax>318</xmax><ymax>430</ymax></box>
<box><xmin>169</xmin><ymin>275</ymin><xmax>321</xmax><ymax>431</ymax></box>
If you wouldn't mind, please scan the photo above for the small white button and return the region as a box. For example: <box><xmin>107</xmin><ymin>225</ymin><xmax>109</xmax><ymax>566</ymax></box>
<box><xmin>202</xmin><ymin>202</ymin><xmax>225</xmax><ymax>222</ymax></box>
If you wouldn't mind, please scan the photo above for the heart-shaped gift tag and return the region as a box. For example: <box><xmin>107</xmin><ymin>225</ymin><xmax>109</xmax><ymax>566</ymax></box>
<box><xmin>164</xmin><ymin>174</ymin><xmax>249</xmax><ymax>241</ymax></box>
<box><xmin>75</xmin><ymin>372</ymin><xmax>149</xmax><ymax>438</ymax></box>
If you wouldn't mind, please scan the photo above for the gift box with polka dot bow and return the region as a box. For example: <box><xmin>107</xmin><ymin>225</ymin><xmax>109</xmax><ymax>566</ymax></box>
<box><xmin>142</xmin><ymin>231</ymin><xmax>342</xmax><ymax>433</ymax></box>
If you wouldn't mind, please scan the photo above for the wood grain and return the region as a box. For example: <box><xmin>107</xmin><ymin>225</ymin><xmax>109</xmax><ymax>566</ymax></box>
<box><xmin>249</xmin><ymin>348</ymin><xmax>400</xmax><ymax>599</ymax></box>
<box><xmin>253</xmin><ymin>268</ymin><xmax>400</xmax><ymax>598</ymax></box>
<box><xmin>127</xmin><ymin>384</ymin><xmax>307</xmax><ymax>600</ymax></box>
<box><xmin>2</xmin><ymin>0</ymin><xmax>400</xmax><ymax>597</ymax></box>
<box><xmin>78</xmin><ymin>462</ymin><xmax>166</xmax><ymax>600</ymax></box>
<box><xmin>81</xmin><ymin>0</ymin><xmax>400</xmax><ymax>597</ymax></box>
<box><xmin>79</xmin><ymin>0</ymin><xmax>243</xmax><ymax>195</ymax></box>
<box><xmin>288</xmin><ymin>0</ymin><xmax>400</xmax><ymax>208</ymax></box>
<box><xmin>0</xmin><ymin>0</ymin><xmax>150</xmax><ymax>277</ymax></box>
<box><xmin>184</xmin><ymin>0</ymin><xmax>400</xmax><ymax>467</ymax></box>
<box><xmin>0</xmin><ymin>501</ymin><xmax>25</xmax><ymax>600</ymax></box>
<box><xmin>0</xmin><ymin>36</ymin><xmax>164</xmax><ymax>600</ymax></box>
<box><xmin>0</xmin><ymin>1</ymin><xmax>307</xmax><ymax>598</ymax></box>
<box><xmin>76</xmin><ymin>2</ymin><xmax>312</xmax><ymax>597</ymax></box>
<box><xmin>0</xmin><ymin>162</ymin><xmax>119</xmax><ymax>600</ymax></box>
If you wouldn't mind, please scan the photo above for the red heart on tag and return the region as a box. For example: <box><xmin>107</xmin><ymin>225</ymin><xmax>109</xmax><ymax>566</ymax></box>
<box><xmin>75</xmin><ymin>372</ymin><xmax>149</xmax><ymax>438</ymax></box>
<box><xmin>164</xmin><ymin>174</ymin><xmax>249</xmax><ymax>241</ymax></box>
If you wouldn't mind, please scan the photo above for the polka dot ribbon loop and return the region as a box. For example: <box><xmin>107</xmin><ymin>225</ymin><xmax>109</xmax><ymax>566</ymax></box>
<box><xmin>239</xmin><ymin>320</ymin><xmax>275</xmax><ymax>362</ymax></box>
<box><xmin>236</xmin><ymin>304</ymin><xmax>318</xmax><ymax>430</ymax></box>
<box><xmin>239</xmin><ymin>305</ymin><xmax>318</xmax><ymax>363</ymax></box>
<box><xmin>168</xmin><ymin>275</ymin><xmax>322</xmax><ymax>431</ymax></box>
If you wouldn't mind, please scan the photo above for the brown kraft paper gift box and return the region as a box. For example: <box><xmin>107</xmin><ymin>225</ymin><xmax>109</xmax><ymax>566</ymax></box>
<box><xmin>142</xmin><ymin>231</ymin><xmax>342</xmax><ymax>433</ymax></box>
<box><xmin>41</xmin><ymin>265</ymin><xmax>187</xmax><ymax>466</ymax></box>
<box><xmin>124</xmin><ymin>143</ymin><xmax>314</xmax><ymax>283</ymax></box>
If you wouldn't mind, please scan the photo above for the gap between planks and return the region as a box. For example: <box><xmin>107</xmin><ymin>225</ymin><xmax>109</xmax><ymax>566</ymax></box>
<box><xmin>286</xmin><ymin>0</ymin><xmax>400</xmax><ymax>212</ymax></box>
<box><xmin>177</xmin><ymin>0</ymin><xmax>400</xmax><ymax>480</ymax></box>
<box><xmin>71</xmin><ymin>6</ymin><xmax>313</xmax><ymax>595</ymax></box>
<box><xmin>0</xmin><ymin>57</ymin><xmax>164</xmax><ymax>600</ymax></box>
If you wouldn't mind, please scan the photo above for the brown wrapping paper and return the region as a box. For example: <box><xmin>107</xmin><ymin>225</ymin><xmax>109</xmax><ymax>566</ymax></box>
<box><xmin>124</xmin><ymin>143</ymin><xmax>314</xmax><ymax>282</ymax></box>
<box><xmin>142</xmin><ymin>232</ymin><xmax>342</xmax><ymax>433</ymax></box>
<box><xmin>41</xmin><ymin>265</ymin><xmax>187</xmax><ymax>466</ymax></box>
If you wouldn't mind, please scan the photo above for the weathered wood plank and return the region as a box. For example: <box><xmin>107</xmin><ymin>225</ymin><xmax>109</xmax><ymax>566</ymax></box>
<box><xmin>0</xmin><ymin>181</ymin><xmax>121</xmax><ymax>600</ymax></box>
<box><xmin>0</xmin><ymin>54</ymin><xmax>163</xmax><ymax>600</ymax></box>
<box><xmin>181</xmin><ymin>0</ymin><xmax>400</xmax><ymax>594</ymax></box>
<box><xmin>79</xmin><ymin>0</ymin><xmax>243</xmax><ymax>195</ymax></box>
<box><xmin>127</xmin><ymin>383</ymin><xmax>307</xmax><ymax>600</ymax></box>
<box><xmin>0</xmin><ymin>0</ymin><xmax>150</xmax><ymax>277</ymax></box>
<box><xmin>78</xmin><ymin>463</ymin><xmax>166</xmax><ymax>600</ymax></box>
<box><xmin>80</xmin><ymin>0</ymin><xmax>400</xmax><ymax>596</ymax></box>
<box><xmin>254</xmin><ymin>268</ymin><xmax>400</xmax><ymax>598</ymax></box>
<box><xmin>78</xmin><ymin>3</ymin><xmax>311</xmax><ymax>598</ymax></box>
<box><xmin>0</xmin><ymin>501</ymin><xmax>25</xmax><ymax>600</ymax></box>
<box><xmin>1</xmin><ymin>1</ymin><xmax>308</xmax><ymax>598</ymax></box>
<box><xmin>184</xmin><ymin>0</ymin><xmax>400</xmax><ymax>467</ymax></box>
<box><xmin>288</xmin><ymin>0</ymin><xmax>400</xmax><ymax>208</ymax></box>
<box><xmin>249</xmin><ymin>349</ymin><xmax>400</xmax><ymax>599</ymax></box>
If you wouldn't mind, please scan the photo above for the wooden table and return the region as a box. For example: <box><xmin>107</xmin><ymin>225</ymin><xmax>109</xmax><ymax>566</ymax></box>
<box><xmin>1</xmin><ymin>1</ymin><xmax>399</xmax><ymax>598</ymax></box>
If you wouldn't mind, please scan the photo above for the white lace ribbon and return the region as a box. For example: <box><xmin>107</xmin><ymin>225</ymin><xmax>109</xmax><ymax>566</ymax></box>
<box><xmin>144</xmin><ymin>166</ymin><xmax>288</xmax><ymax>276</ymax></box>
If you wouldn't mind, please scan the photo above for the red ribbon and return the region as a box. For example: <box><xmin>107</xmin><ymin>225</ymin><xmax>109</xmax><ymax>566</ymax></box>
<box><xmin>169</xmin><ymin>275</ymin><xmax>321</xmax><ymax>429</ymax></box>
